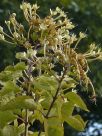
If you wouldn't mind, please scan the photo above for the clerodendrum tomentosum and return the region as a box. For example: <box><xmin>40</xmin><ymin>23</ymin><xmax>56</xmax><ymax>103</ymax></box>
<box><xmin>0</xmin><ymin>2</ymin><xmax>102</xmax><ymax>136</ymax></box>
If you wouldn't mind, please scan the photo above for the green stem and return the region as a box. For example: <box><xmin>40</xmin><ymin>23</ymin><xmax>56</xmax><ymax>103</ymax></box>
<box><xmin>45</xmin><ymin>66</ymin><xmax>67</xmax><ymax>118</ymax></box>
<box><xmin>38</xmin><ymin>65</ymin><xmax>67</xmax><ymax>136</ymax></box>
<box><xmin>25</xmin><ymin>109</ymin><xmax>28</xmax><ymax>136</ymax></box>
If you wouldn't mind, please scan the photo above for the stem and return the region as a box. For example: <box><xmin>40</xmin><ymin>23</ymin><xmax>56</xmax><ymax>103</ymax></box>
<box><xmin>45</xmin><ymin>66</ymin><xmax>67</xmax><ymax>118</ymax></box>
<box><xmin>38</xmin><ymin>65</ymin><xmax>67</xmax><ymax>136</ymax></box>
<box><xmin>3</xmin><ymin>32</ymin><xmax>14</xmax><ymax>40</ymax></box>
<box><xmin>74</xmin><ymin>38</ymin><xmax>81</xmax><ymax>49</ymax></box>
<box><xmin>4</xmin><ymin>39</ymin><xmax>15</xmax><ymax>45</ymax></box>
<box><xmin>38</xmin><ymin>122</ymin><xmax>44</xmax><ymax>136</ymax></box>
<box><xmin>24</xmin><ymin>60</ymin><xmax>32</xmax><ymax>136</ymax></box>
<box><xmin>27</xmin><ymin>26</ymin><xmax>32</xmax><ymax>39</ymax></box>
<box><xmin>25</xmin><ymin>109</ymin><xmax>28</xmax><ymax>136</ymax></box>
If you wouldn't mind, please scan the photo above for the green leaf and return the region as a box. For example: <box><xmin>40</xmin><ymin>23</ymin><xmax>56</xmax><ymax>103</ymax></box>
<box><xmin>55</xmin><ymin>96</ymin><xmax>63</xmax><ymax>119</ymax></box>
<box><xmin>0</xmin><ymin>111</ymin><xmax>17</xmax><ymax>128</ymax></box>
<box><xmin>41</xmin><ymin>97</ymin><xmax>53</xmax><ymax>110</ymax></box>
<box><xmin>14</xmin><ymin>62</ymin><xmax>26</xmax><ymax>71</ymax></box>
<box><xmin>61</xmin><ymin>77</ymin><xmax>77</xmax><ymax>91</ymax></box>
<box><xmin>0</xmin><ymin>62</ymin><xmax>26</xmax><ymax>82</ymax></box>
<box><xmin>0</xmin><ymin>81</ymin><xmax>21</xmax><ymax>96</ymax></box>
<box><xmin>40</xmin><ymin>92</ymin><xmax>53</xmax><ymax>109</ymax></box>
<box><xmin>65</xmin><ymin>115</ymin><xmax>86</xmax><ymax>131</ymax></box>
<box><xmin>44</xmin><ymin>117</ymin><xmax>64</xmax><ymax>136</ymax></box>
<box><xmin>61</xmin><ymin>101</ymin><xmax>74</xmax><ymax>121</ymax></box>
<box><xmin>0</xmin><ymin>96</ymin><xmax>37</xmax><ymax>111</ymax></box>
<box><xmin>34</xmin><ymin>76</ymin><xmax>58</xmax><ymax>95</ymax></box>
<box><xmin>65</xmin><ymin>92</ymin><xmax>89</xmax><ymax>111</ymax></box>
<box><xmin>0</xmin><ymin>71</ymin><xmax>13</xmax><ymax>82</ymax></box>
<box><xmin>5</xmin><ymin>62</ymin><xmax>26</xmax><ymax>71</ymax></box>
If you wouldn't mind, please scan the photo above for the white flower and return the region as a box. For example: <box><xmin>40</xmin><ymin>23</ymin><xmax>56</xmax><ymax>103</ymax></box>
<box><xmin>39</xmin><ymin>23</ymin><xmax>47</xmax><ymax>30</ymax></box>
<box><xmin>79</xmin><ymin>32</ymin><xmax>87</xmax><ymax>39</ymax></box>
<box><xmin>50</xmin><ymin>9</ymin><xmax>57</xmax><ymax>16</ymax></box>
<box><xmin>13</xmin><ymin>32</ymin><xmax>20</xmax><ymax>39</ymax></box>
<box><xmin>20</xmin><ymin>2</ymin><xmax>31</xmax><ymax>10</ymax></box>
<box><xmin>0</xmin><ymin>34</ymin><xmax>5</xmax><ymax>40</ymax></box>
<box><xmin>66</xmin><ymin>22</ymin><xmax>75</xmax><ymax>29</ymax></box>
<box><xmin>32</xmin><ymin>4</ymin><xmax>39</xmax><ymax>10</ymax></box>
<box><xmin>27</xmin><ymin>49</ymin><xmax>37</xmax><ymax>57</ymax></box>
<box><xmin>56</xmin><ymin>7</ymin><xmax>61</xmax><ymax>13</ymax></box>
<box><xmin>0</xmin><ymin>26</ymin><xmax>3</xmax><ymax>33</ymax></box>
<box><xmin>60</xmin><ymin>11</ymin><xmax>66</xmax><ymax>17</ymax></box>
<box><xmin>5</xmin><ymin>21</ymin><xmax>10</xmax><ymax>27</ymax></box>
<box><xmin>12</xmin><ymin>13</ymin><xmax>16</xmax><ymax>17</ymax></box>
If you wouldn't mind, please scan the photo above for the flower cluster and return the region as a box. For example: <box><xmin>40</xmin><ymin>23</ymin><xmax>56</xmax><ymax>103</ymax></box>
<box><xmin>0</xmin><ymin>2</ymin><xmax>102</xmax><ymax>96</ymax></box>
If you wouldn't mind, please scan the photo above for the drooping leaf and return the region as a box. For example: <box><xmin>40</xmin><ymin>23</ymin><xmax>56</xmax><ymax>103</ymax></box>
<box><xmin>65</xmin><ymin>92</ymin><xmax>89</xmax><ymax>111</ymax></box>
<box><xmin>65</xmin><ymin>115</ymin><xmax>86</xmax><ymax>131</ymax></box>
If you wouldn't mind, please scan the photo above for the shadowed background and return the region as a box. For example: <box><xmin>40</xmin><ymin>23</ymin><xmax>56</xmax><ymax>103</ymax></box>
<box><xmin>0</xmin><ymin>0</ymin><xmax>102</xmax><ymax>135</ymax></box>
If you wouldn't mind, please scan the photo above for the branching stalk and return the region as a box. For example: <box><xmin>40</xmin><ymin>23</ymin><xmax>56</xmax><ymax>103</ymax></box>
<box><xmin>25</xmin><ymin>109</ymin><xmax>28</xmax><ymax>136</ymax></box>
<box><xmin>38</xmin><ymin>65</ymin><xmax>68</xmax><ymax>136</ymax></box>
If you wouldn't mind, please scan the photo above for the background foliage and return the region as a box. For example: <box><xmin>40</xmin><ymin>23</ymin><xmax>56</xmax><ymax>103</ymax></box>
<box><xmin>0</xmin><ymin>0</ymin><xmax>102</xmax><ymax>136</ymax></box>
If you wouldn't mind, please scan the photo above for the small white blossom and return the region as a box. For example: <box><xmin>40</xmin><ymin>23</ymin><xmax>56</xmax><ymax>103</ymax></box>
<box><xmin>0</xmin><ymin>34</ymin><xmax>5</xmax><ymax>40</ymax></box>
<box><xmin>12</xmin><ymin>13</ymin><xmax>16</xmax><ymax>17</ymax></box>
<box><xmin>79</xmin><ymin>32</ymin><xmax>87</xmax><ymax>39</ymax></box>
<box><xmin>5</xmin><ymin>21</ymin><xmax>10</xmax><ymax>27</ymax></box>
<box><xmin>20</xmin><ymin>2</ymin><xmax>31</xmax><ymax>10</ymax></box>
<box><xmin>56</xmin><ymin>7</ymin><xmax>61</xmax><ymax>13</ymax></box>
<box><xmin>0</xmin><ymin>26</ymin><xmax>3</xmax><ymax>33</ymax></box>
<box><xmin>39</xmin><ymin>23</ymin><xmax>47</xmax><ymax>30</ymax></box>
<box><xmin>13</xmin><ymin>32</ymin><xmax>20</xmax><ymax>39</ymax></box>
<box><xmin>32</xmin><ymin>4</ymin><xmax>39</xmax><ymax>10</ymax></box>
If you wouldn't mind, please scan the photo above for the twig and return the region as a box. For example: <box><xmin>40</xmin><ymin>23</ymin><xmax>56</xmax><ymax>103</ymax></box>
<box><xmin>45</xmin><ymin>66</ymin><xmax>67</xmax><ymax>118</ymax></box>
<box><xmin>24</xmin><ymin>109</ymin><xmax>28</xmax><ymax>136</ymax></box>
<box><xmin>38</xmin><ymin>65</ymin><xmax>68</xmax><ymax>136</ymax></box>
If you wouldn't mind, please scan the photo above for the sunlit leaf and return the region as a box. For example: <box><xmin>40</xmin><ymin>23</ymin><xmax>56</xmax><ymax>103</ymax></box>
<box><xmin>65</xmin><ymin>92</ymin><xmax>89</xmax><ymax>111</ymax></box>
<box><xmin>34</xmin><ymin>76</ymin><xmax>58</xmax><ymax>95</ymax></box>
<box><xmin>65</xmin><ymin>115</ymin><xmax>86</xmax><ymax>131</ymax></box>
<box><xmin>61</xmin><ymin>101</ymin><xmax>74</xmax><ymax>121</ymax></box>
